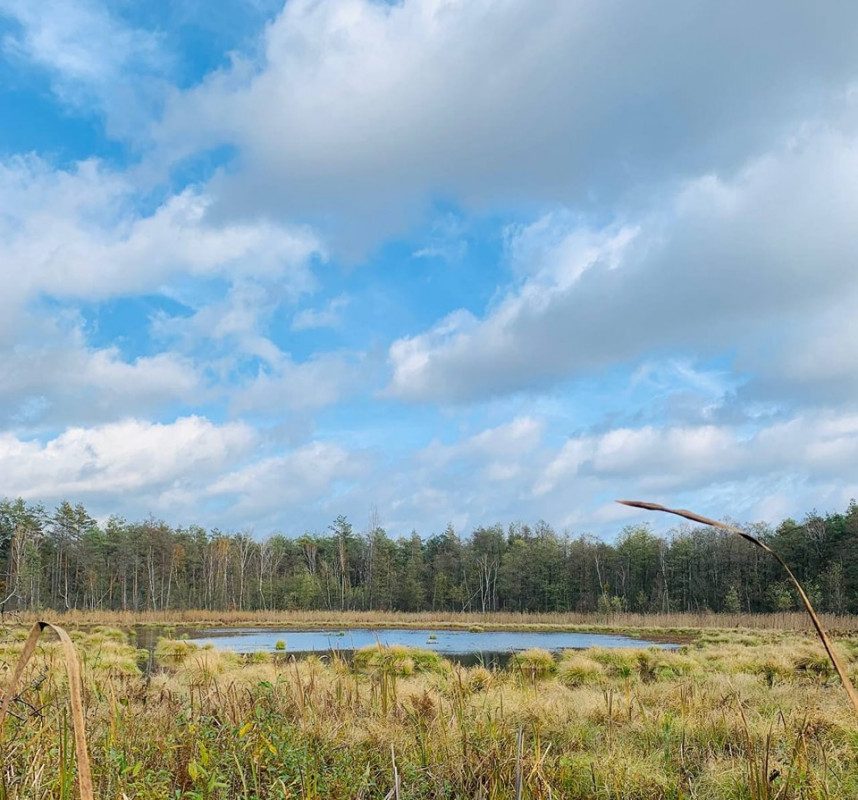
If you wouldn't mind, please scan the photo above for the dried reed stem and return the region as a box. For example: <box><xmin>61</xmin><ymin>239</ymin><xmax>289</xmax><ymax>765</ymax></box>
<box><xmin>0</xmin><ymin>621</ymin><xmax>94</xmax><ymax>800</ymax></box>
<box><xmin>618</xmin><ymin>499</ymin><xmax>858</xmax><ymax>716</ymax></box>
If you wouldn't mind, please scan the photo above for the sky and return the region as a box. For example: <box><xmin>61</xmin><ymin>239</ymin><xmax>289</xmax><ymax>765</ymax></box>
<box><xmin>2</xmin><ymin>0</ymin><xmax>858</xmax><ymax>539</ymax></box>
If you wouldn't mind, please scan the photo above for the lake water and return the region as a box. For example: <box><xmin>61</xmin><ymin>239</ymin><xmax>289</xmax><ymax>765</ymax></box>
<box><xmin>180</xmin><ymin>627</ymin><xmax>677</xmax><ymax>662</ymax></box>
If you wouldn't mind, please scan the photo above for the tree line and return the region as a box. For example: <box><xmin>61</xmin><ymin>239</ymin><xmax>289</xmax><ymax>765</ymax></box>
<box><xmin>1</xmin><ymin>497</ymin><xmax>857</xmax><ymax>615</ymax></box>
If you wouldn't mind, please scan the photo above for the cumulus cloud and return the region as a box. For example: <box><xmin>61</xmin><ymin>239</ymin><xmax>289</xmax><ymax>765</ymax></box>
<box><xmin>0</xmin><ymin>416</ymin><xmax>371</xmax><ymax>531</ymax></box>
<box><xmin>0</xmin><ymin>156</ymin><xmax>327</xmax><ymax>428</ymax></box>
<box><xmin>0</xmin><ymin>156</ymin><xmax>322</xmax><ymax>319</ymax></box>
<box><xmin>230</xmin><ymin>351</ymin><xmax>369</xmax><ymax>415</ymax></box>
<box><xmin>152</xmin><ymin>281</ymin><xmax>367</xmax><ymax>416</ymax></box>
<box><xmin>736</xmin><ymin>300</ymin><xmax>858</xmax><ymax>407</ymax></box>
<box><xmin>0</xmin><ymin>325</ymin><xmax>202</xmax><ymax>428</ymax></box>
<box><xmin>387</xmin><ymin>129</ymin><xmax>858</xmax><ymax>405</ymax></box>
<box><xmin>374</xmin><ymin>416</ymin><xmax>549</xmax><ymax>533</ymax></box>
<box><xmin>5</xmin><ymin>0</ymin><xmax>858</xmax><ymax>536</ymax></box>
<box><xmin>351</xmin><ymin>409</ymin><xmax>858</xmax><ymax>537</ymax></box>
<box><xmin>1</xmin><ymin>0</ymin><xmax>160</xmax><ymax>80</ymax></box>
<box><xmin>155</xmin><ymin>0</ymin><xmax>858</xmax><ymax>250</ymax></box>
<box><xmin>204</xmin><ymin>440</ymin><xmax>366</xmax><ymax>527</ymax></box>
<box><xmin>541</xmin><ymin>411</ymin><xmax>858</xmax><ymax>498</ymax></box>
<box><xmin>0</xmin><ymin>416</ymin><xmax>256</xmax><ymax>502</ymax></box>
<box><xmin>154</xmin><ymin>281</ymin><xmax>298</xmax><ymax>371</ymax></box>
<box><xmin>418</xmin><ymin>416</ymin><xmax>543</xmax><ymax>473</ymax></box>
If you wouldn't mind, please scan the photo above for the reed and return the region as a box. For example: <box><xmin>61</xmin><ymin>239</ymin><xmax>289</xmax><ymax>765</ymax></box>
<box><xmin>618</xmin><ymin>499</ymin><xmax>858</xmax><ymax>715</ymax></box>
<box><xmin>10</xmin><ymin>607</ymin><xmax>858</xmax><ymax>634</ymax></box>
<box><xmin>0</xmin><ymin>622</ymin><xmax>93</xmax><ymax>800</ymax></box>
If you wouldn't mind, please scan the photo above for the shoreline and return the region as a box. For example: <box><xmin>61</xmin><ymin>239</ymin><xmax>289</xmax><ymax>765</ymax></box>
<box><xmin>6</xmin><ymin>609</ymin><xmax>858</xmax><ymax>644</ymax></box>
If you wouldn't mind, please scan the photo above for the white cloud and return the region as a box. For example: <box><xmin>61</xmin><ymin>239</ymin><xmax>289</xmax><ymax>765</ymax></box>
<box><xmin>537</xmin><ymin>410</ymin><xmax>858</xmax><ymax>499</ymax></box>
<box><xmin>387</xmin><ymin>129</ymin><xmax>858</xmax><ymax>405</ymax></box>
<box><xmin>356</xmin><ymin>416</ymin><xmax>550</xmax><ymax>533</ymax></box>
<box><xmin>0</xmin><ymin>416</ymin><xmax>256</xmax><ymax>501</ymax></box>
<box><xmin>205</xmin><ymin>440</ymin><xmax>365</xmax><ymax>525</ymax></box>
<box><xmin>0</xmin><ymin>0</ymin><xmax>167</xmax><ymax>138</ymax></box>
<box><xmin>311</xmin><ymin>405</ymin><xmax>858</xmax><ymax>537</ymax></box>
<box><xmin>0</xmin><ymin>416</ymin><xmax>367</xmax><ymax>531</ymax></box>
<box><xmin>0</xmin><ymin>156</ymin><xmax>327</xmax><ymax>428</ymax></box>
<box><xmin>156</xmin><ymin>0</ymin><xmax>858</xmax><ymax>251</ymax></box>
<box><xmin>738</xmin><ymin>299</ymin><xmax>858</xmax><ymax>407</ymax></box>
<box><xmin>4</xmin><ymin>404</ymin><xmax>856</xmax><ymax>538</ymax></box>
<box><xmin>291</xmin><ymin>294</ymin><xmax>350</xmax><ymax>331</ymax></box>
<box><xmin>0</xmin><ymin>156</ymin><xmax>322</xmax><ymax>317</ymax></box>
<box><xmin>1</xmin><ymin>0</ymin><xmax>162</xmax><ymax>83</ymax></box>
<box><xmin>419</xmin><ymin>416</ymin><xmax>543</xmax><ymax>472</ymax></box>
<box><xmin>0</xmin><ymin>329</ymin><xmax>202</xmax><ymax>428</ymax></box>
<box><xmin>230</xmin><ymin>351</ymin><xmax>368</xmax><ymax>415</ymax></box>
<box><xmin>4</xmin><ymin>0</ymin><xmax>858</xmax><ymax>537</ymax></box>
<box><xmin>153</xmin><ymin>280</ymin><xmax>292</xmax><ymax>371</ymax></box>
<box><xmin>152</xmin><ymin>282</ymin><xmax>367</xmax><ymax>416</ymax></box>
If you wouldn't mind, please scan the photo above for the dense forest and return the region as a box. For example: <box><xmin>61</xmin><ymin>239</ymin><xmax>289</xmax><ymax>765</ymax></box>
<box><xmin>1</xmin><ymin>497</ymin><xmax>857</xmax><ymax>615</ymax></box>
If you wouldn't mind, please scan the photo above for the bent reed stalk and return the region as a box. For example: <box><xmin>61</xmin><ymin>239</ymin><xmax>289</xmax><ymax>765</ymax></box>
<box><xmin>0</xmin><ymin>621</ymin><xmax>94</xmax><ymax>800</ymax></box>
<box><xmin>618</xmin><ymin>499</ymin><xmax>858</xmax><ymax>716</ymax></box>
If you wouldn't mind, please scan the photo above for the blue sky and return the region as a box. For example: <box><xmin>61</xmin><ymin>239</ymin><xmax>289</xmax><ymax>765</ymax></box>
<box><xmin>2</xmin><ymin>0</ymin><xmax>858</xmax><ymax>538</ymax></box>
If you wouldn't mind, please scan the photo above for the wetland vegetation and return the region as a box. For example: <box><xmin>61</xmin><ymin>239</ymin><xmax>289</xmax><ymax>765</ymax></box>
<box><xmin>4</xmin><ymin>500</ymin><xmax>858</xmax><ymax>797</ymax></box>
<box><xmin>3</xmin><ymin>618</ymin><xmax>858</xmax><ymax>798</ymax></box>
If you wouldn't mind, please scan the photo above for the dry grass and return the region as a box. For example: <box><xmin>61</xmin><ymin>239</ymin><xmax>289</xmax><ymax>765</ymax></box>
<box><xmin>0</xmin><ymin>622</ymin><xmax>93</xmax><ymax>800</ymax></box>
<box><xmin>7</xmin><ymin>607</ymin><xmax>858</xmax><ymax>635</ymax></box>
<box><xmin>2</xmin><ymin>624</ymin><xmax>858</xmax><ymax>798</ymax></box>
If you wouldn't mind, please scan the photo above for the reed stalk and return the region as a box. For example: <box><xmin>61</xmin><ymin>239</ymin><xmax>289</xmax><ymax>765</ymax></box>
<box><xmin>0</xmin><ymin>621</ymin><xmax>94</xmax><ymax>800</ymax></box>
<box><xmin>618</xmin><ymin>499</ymin><xmax>858</xmax><ymax>716</ymax></box>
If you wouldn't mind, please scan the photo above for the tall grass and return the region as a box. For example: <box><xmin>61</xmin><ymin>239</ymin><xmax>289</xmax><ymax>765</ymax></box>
<box><xmin>3</xmin><ymin>624</ymin><xmax>858</xmax><ymax>798</ymax></box>
<box><xmin>0</xmin><ymin>622</ymin><xmax>93</xmax><ymax>800</ymax></box>
<box><xmin>9</xmin><ymin>607</ymin><xmax>858</xmax><ymax>634</ymax></box>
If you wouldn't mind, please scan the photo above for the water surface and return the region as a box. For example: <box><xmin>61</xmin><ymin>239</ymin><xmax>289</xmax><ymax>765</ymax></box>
<box><xmin>182</xmin><ymin>627</ymin><xmax>676</xmax><ymax>658</ymax></box>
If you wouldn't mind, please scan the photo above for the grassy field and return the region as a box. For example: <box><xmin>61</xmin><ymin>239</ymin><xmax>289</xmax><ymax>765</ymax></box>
<box><xmin>2</xmin><ymin>615</ymin><xmax>858</xmax><ymax>798</ymax></box>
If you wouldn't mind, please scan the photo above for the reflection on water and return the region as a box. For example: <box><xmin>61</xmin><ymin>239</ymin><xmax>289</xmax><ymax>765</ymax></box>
<box><xmin>135</xmin><ymin>627</ymin><xmax>677</xmax><ymax>667</ymax></box>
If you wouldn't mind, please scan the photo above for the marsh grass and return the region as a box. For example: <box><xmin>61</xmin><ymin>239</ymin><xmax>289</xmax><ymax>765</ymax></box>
<box><xmin>509</xmin><ymin>648</ymin><xmax>556</xmax><ymax>681</ymax></box>
<box><xmin>3</xmin><ymin>624</ymin><xmax>858</xmax><ymax>798</ymax></box>
<box><xmin>10</xmin><ymin>607</ymin><xmax>858</xmax><ymax>635</ymax></box>
<box><xmin>0</xmin><ymin>622</ymin><xmax>94</xmax><ymax>800</ymax></box>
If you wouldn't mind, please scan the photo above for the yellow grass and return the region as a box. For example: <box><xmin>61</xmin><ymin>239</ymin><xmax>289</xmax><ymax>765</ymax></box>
<box><xmin>2</xmin><ymin>623</ymin><xmax>858</xmax><ymax>798</ymax></box>
<box><xmin>7</xmin><ymin>607</ymin><xmax>858</xmax><ymax>634</ymax></box>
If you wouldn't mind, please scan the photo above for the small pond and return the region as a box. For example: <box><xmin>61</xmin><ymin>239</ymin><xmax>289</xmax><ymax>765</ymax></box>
<box><xmin>173</xmin><ymin>627</ymin><xmax>678</xmax><ymax>666</ymax></box>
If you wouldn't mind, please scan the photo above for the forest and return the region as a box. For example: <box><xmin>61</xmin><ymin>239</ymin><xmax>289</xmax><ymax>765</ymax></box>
<box><xmin>1</xmin><ymin>497</ymin><xmax>857</xmax><ymax>615</ymax></box>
